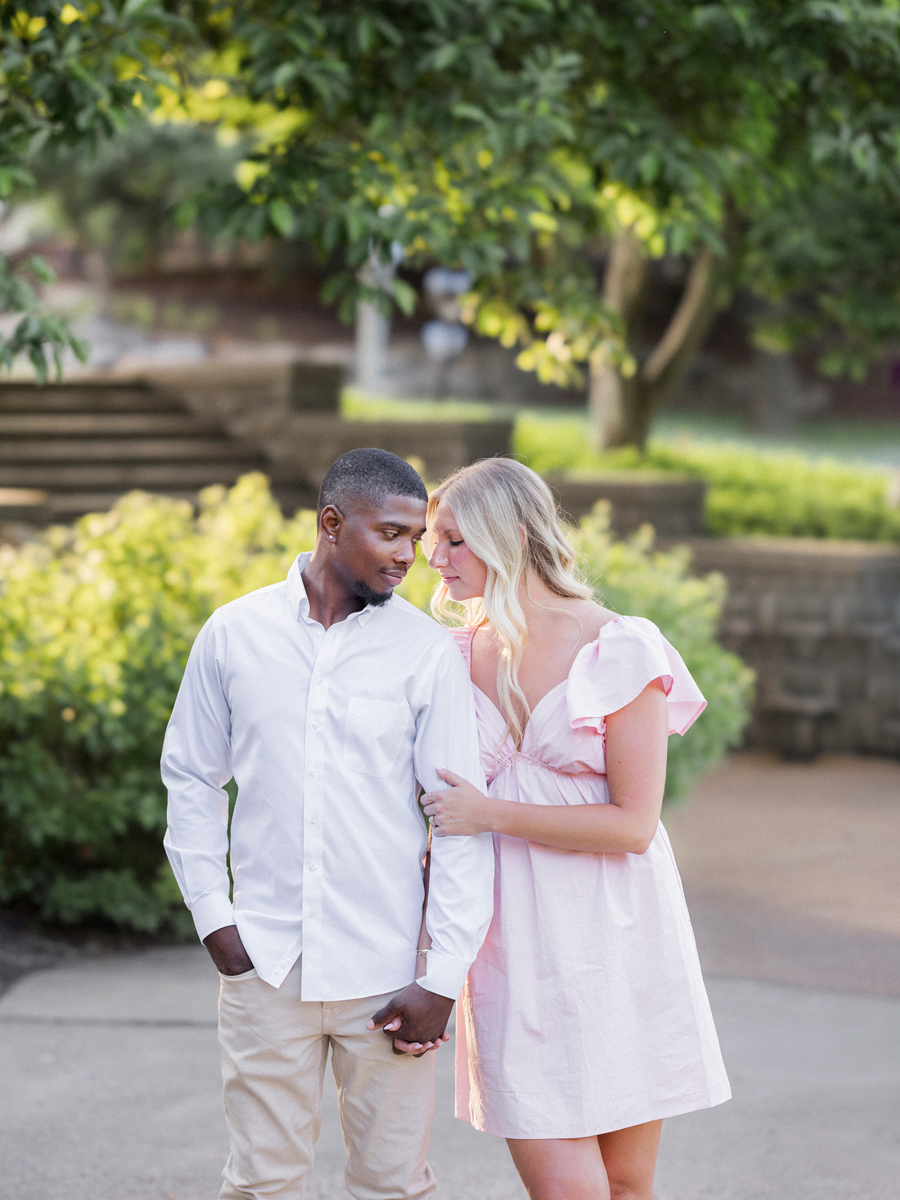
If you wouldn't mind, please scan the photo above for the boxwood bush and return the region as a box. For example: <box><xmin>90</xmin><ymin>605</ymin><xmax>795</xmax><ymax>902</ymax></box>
<box><xmin>0</xmin><ymin>474</ymin><xmax>751</xmax><ymax>934</ymax></box>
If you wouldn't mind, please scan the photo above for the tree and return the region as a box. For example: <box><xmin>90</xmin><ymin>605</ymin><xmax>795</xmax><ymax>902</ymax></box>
<box><xmin>32</xmin><ymin>119</ymin><xmax>243</xmax><ymax>284</ymax></box>
<box><xmin>175</xmin><ymin>0</ymin><xmax>900</xmax><ymax>449</ymax></box>
<box><xmin>0</xmin><ymin>0</ymin><xmax>189</xmax><ymax>379</ymax></box>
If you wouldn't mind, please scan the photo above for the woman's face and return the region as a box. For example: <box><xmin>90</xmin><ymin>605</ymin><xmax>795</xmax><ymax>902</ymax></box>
<box><xmin>427</xmin><ymin>498</ymin><xmax>489</xmax><ymax>601</ymax></box>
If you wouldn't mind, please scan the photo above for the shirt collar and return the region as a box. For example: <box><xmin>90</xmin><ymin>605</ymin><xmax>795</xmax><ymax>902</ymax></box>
<box><xmin>286</xmin><ymin>552</ymin><xmax>383</xmax><ymax>628</ymax></box>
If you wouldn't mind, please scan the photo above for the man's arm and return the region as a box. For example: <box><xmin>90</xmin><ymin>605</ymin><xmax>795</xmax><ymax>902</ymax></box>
<box><xmin>369</xmin><ymin>639</ymin><xmax>493</xmax><ymax>1048</ymax></box>
<box><xmin>161</xmin><ymin>617</ymin><xmax>251</xmax><ymax>974</ymax></box>
<box><xmin>412</xmin><ymin>639</ymin><xmax>494</xmax><ymax>1000</ymax></box>
<box><xmin>368</xmin><ymin>847</ymin><xmax>452</xmax><ymax>1056</ymax></box>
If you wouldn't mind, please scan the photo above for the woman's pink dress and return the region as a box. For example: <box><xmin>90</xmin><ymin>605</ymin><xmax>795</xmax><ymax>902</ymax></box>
<box><xmin>452</xmin><ymin>615</ymin><xmax>731</xmax><ymax>1139</ymax></box>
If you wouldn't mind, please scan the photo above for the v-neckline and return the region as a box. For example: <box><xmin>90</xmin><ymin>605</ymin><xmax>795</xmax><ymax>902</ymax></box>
<box><xmin>471</xmin><ymin>676</ymin><xmax>568</xmax><ymax>739</ymax></box>
<box><xmin>465</xmin><ymin>620</ymin><xmax>618</xmax><ymax>739</ymax></box>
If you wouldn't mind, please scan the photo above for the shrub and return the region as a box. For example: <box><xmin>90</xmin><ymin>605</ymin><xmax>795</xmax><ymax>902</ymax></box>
<box><xmin>0</xmin><ymin>475</ymin><xmax>316</xmax><ymax>935</ymax></box>
<box><xmin>0</xmin><ymin>475</ymin><xmax>751</xmax><ymax>933</ymax></box>
<box><xmin>514</xmin><ymin>413</ymin><xmax>900</xmax><ymax>541</ymax></box>
<box><xmin>575</xmin><ymin>506</ymin><xmax>754</xmax><ymax>800</ymax></box>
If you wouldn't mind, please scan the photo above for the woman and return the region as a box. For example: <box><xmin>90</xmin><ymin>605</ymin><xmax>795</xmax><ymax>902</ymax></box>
<box><xmin>415</xmin><ymin>458</ymin><xmax>730</xmax><ymax>1200</ymax></box>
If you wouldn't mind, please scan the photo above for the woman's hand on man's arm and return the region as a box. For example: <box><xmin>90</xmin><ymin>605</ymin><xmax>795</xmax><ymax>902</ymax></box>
<box><xmin>422</xmin><ymin>769</ymin><xmax>499</xmax><ymax>836</ymax></box>
<box><xmin>423</xmin><ymin>680</ymin><xmax>669</xmax><ymax>855</ymax></box>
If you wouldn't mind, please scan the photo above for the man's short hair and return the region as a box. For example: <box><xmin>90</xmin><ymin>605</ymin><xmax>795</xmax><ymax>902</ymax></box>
<box><xmin>317</xmin><ymin>448</ymin><xmax>427</xmax><ymax>523</ymax></box>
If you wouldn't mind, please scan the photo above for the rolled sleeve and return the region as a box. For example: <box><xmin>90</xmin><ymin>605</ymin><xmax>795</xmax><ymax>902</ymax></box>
<box><xmin>413</xmin><ymin>640</ymin><xmax>494</xmax><ymax>1000</ymax></box>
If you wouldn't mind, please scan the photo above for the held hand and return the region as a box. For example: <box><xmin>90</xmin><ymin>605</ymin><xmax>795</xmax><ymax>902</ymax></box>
<box><xmin>422</xmin><ymin>769</ymin><xmax>492</xmax><ymax>837</ymax></box>
<box><xmin>203</xmin><ymin>925</ymin><xmax>254</xmax><ymax>976</ymax></box>
<box><xmin>392</xmin><ymin>1030</ymin><xmax>451</xmax><ymax>1056</ymax></box>
<box><xmin>366</xmin><ymin>982</ymin><xmax>454</xmax><ymax>1056</ymax></box>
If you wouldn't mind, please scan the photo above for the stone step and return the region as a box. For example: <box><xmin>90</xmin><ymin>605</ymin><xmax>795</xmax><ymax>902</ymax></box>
<box><xmin>0</xmin><ymin>412</ymin><xmax>221</xmax><ymax>437</ymax></box>
<box><xmin>0</xmin><ymin>462</ymin><xmax>261</xmax><ymax>489</ymax></box>
<box><xmin>0</xmin><ymin>438</ymin><xmax>262</xmax><ymax>463</ymax></box>
<box><xmin>46</xmin><ymin>490</ymin><xmax>204</xmax><ymax>518</ymax></box>
<box><xmin>0</xmin><ymin>384</ymin><xmax>183</xmax><ymax>413</ymax></box>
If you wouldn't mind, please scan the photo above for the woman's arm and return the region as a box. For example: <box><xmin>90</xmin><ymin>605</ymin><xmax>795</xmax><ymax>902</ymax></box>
<box><xmin>423</xmin><ymin>679</ymin><xmax>669</xmax><ymax>855</ymax></box>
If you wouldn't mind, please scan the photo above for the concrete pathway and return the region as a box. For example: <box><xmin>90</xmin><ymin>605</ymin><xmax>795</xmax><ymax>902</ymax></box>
<box><xmin>1</xmin><ymin>752</ymin><xmax>899</xmax><ymax>1200</ymax></box>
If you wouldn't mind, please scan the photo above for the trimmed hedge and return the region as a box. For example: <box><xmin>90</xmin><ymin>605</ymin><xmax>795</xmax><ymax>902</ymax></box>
<box><xmin>0</xmin><ymin>475</ymin><xmax>751</xmax><ymax>933</ymax></box>
<box><xmin>514</xmin><ymin>414</ymin><xmax>900</xmax><ymax>541</ymax></box>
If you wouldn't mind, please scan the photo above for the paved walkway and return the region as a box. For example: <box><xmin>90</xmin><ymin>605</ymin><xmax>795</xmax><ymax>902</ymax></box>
<box><xmin>1</xmin><ymin>752</ymin><xmax>898</xmax><ymax>1200</ymax></box>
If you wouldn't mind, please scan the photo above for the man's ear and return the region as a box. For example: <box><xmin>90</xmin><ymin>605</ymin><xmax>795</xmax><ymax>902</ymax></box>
<box><xmin>319</xmin><ymin>504</ymin><xmax>344</xmax><ymax>544</ymax></box>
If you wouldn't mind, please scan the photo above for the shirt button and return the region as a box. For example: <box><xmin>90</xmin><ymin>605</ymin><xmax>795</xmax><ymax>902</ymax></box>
<box><xmin>311</xmin><ymin>720</ymin><xmax>319</xmax><ymax>729</ymax></box>
<box><xmin>317</xmin><ymin>676</ymin><xmax>324</xmax><ymax>684</ymax></box>
<box><xmin>309</xmin><ymin>816</ymin><xmax>317</xmax><ymax>824</ymax></box>
<box><xmin>309</xmin><ymin>863</ymin><xmax>319</xmax><ymax>872</ymax></box>
<box><xmin>309</xmin><ymin>769</ymin><xmax>317</xmax><ymax>777</ymax></box>
<box><xmin>314</xmin><ymin>631</ymin><xmax>322</xmax><ymax>639</ymax></box>
<box><xmin>308</xmin><ymin>911</ymin><xmax>316</xmax><ymax>919</ymax></box>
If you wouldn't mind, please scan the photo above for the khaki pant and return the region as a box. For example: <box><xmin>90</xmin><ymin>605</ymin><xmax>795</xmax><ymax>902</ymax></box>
<box><xmin>217</xmin><ymin>963</ymin><xmax>437</xmax><ymax>1200</ymax></box>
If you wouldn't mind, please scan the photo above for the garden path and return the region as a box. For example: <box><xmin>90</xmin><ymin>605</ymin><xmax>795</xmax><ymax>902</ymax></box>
<box><xmin>1</xmin><ymin>750</ymin><xmax>898</xmax><ymax>1200</ymax></box>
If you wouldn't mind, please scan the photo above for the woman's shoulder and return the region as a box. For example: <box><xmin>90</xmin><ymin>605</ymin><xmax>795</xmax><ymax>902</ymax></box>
<box><xmin>560</xmin><ymin>598</ymin><xmax>619</xmax><ymax>647</ymax></box>
<box><xmin>566</xmin><ymin>600</ymin><xmax>640</xmax><ymax>651</ymax></box>
<box><xmin>447</xmin><ymin>624</ymin><xmax>477</xmax><ymax>666</ymax></box>
<box><xmin>567</xmin><ymin>613</ymin><xmax>706</xmax><ymax>736</ymax></box>
<box><xmin>595</xmin><ymin>611</ymin><xmax>663</xmax><ymax>644</ymax></box>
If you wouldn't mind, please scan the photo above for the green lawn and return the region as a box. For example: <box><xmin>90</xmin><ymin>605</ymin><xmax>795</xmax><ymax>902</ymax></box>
<box><xmin>344</xmin><ymin>391</ymin><xmax>900</xmax><ymax>541</ymax></box>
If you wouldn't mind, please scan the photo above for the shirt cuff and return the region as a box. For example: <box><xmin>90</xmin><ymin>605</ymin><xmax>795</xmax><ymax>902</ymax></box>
<box><xmin>190</xmin><ymin>892</ymin><xmax>237</xmax><ymax>944</ymax></box>
<box><xmin>418</xmin><ymin>950</ymin><xmax>470</xmax><ymax>1001</ymax></box>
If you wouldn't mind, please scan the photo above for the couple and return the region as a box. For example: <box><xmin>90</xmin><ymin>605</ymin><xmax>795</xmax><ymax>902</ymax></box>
<box><xmin>162</xmin><ymin>448</ymin><xmax>730</xmax><ymax>1200</ymax></box>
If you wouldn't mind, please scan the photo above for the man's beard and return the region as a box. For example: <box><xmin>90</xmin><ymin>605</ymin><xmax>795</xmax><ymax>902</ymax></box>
<box><xmin>352</xmin><ymin>578</ymin><xmax>394</xmax><ymax>607</ymax></box>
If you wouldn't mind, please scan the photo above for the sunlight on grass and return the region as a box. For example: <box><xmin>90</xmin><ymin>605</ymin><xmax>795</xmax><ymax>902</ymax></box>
<box><xmin>340</xmin><ymin>390</ymin><xmax>900</xmax><ymax>540</ymax></box>
<box><xmin>341</xmin><ymin>388</ymin><xmax>517</xmax><ymax>423</ymax></box>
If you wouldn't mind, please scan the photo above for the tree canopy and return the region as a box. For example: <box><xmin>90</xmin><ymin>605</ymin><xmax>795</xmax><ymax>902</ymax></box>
<box><xmin>7</xmin><ymin>2</ymin><xmax>900</xmax><ymax>444</ymax></box>
<box><xmin>172</xmin><ymin>0</ymin><xmax>900</xmax><ymax>446</ymax></box>
<box><xmin>0</xmin><ymin>0</ymin><xmax>189</xmax><ymax>378</ymax></box>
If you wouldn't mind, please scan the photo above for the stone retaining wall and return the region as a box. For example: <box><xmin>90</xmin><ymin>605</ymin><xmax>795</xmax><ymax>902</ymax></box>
<box><xmin>140</xmin><ymin>361</ymin><xmax>512</xmax><ymax>505</ymax></box>
<box><xmin>264</xmin><ymin>416</ymin><xmax>514</xmax><ymax>508</ymax></box>
<box><xmin>548</xmin><ymin>474</ymin><xmax>707</xmax><ymax>539</ymax></box>
<box><xmin>689</xmin><ymin>537</ymin><xmax>900</xmax><ymax>758</ymax></box>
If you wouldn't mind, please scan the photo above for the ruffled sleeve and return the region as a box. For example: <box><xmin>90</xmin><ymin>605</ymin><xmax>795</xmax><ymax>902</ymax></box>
<box><xmin>566</xmin><ymin>615</ymin><xmax>706</xmax><ymax>737</ymax></box>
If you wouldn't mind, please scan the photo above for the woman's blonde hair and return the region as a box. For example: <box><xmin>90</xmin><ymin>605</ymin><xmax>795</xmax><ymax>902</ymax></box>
<box><xmin>428</xmin><ymin>457</ymin><xmax>592</xmax><ymax>749</ymax></box>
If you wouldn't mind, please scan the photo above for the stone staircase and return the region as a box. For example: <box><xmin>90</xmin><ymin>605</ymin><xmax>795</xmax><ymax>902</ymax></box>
<box><xmin>0</xmin><ymin>364</ymin><xmax>514</xmax><ymax>526</ymax></box>
<box><xmin>0</xmin><ymin>380</ymin><xmax>268</xmax><ymax>522</ymax></box>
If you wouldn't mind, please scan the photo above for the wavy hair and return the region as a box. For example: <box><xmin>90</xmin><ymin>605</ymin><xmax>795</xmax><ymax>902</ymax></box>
<box><xmin>428</xmin><ymin>458</ymin><xmax>592</xmax><ymax>749</ymax></box>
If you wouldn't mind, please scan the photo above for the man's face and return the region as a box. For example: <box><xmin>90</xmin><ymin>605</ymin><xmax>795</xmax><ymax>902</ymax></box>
<box><xmin>326</xmin><ymin>493</ymin><xmax>427</xmax><ymax>604</ymax></box>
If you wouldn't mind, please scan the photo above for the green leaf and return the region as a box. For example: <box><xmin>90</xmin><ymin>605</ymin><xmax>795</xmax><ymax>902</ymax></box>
<box><xmin>432</xmin><ymin>42</ymin><xmax>459</xmax><ymax>70</ymax></box>
<box><xmin>28</xmin><ymin>256</ymin><xmax>55</xmax><ymax>286</ymax></box>
<box><xmin>391</xmin><ymin>277</ymin><xmax>418</xmax><ymax>315</ymax></box>
<box><xmin>268</xmin><ymin>199</ymin><xmax>295</xmax><ymax>237</ymax></box>
<box><xmin>451</xmin><ymin>102</ymin><xmax>488</xmax><ymax>124</ymax></box>
<box><xmin>122</xmin><ymin>0</ymin><xmax>158</xmax><ymax>17</ymax></box>
<box><xmin>272</xmin><ymin>62</ymin><xmax>299</xmax><ymax>90</ymax></box>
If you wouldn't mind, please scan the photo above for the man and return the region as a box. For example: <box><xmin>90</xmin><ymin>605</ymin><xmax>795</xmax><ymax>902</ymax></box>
<box><xmin>162</xmin><ymin>448</ymin><xmax>493</xmax><ymax>1200</ymax></box>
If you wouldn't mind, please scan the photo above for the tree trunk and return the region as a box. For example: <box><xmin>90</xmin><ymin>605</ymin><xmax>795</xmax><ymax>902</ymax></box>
<box><xmin>588</xmin><ymin>230</ymin><xmax>646</xmax><ymax>451</ymax></box>
<box><xmin>588</xmin><ymin>241</ymin><xmax>727</xmax><ymax>452</ymax></box>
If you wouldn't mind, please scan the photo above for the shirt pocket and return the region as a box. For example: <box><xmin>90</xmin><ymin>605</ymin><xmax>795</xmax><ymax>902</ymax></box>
<box><xmin>343</xmin><ymin>697</ymin><xmax>412</xmax><ymax>778</ymax></box>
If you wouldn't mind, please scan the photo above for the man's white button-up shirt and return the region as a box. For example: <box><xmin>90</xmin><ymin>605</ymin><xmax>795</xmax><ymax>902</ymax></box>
<box><xmin>162</xmin><ymin>553</ymin><xmax>493</xmax><ymax>1001</ymax></box>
